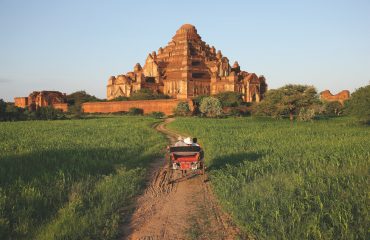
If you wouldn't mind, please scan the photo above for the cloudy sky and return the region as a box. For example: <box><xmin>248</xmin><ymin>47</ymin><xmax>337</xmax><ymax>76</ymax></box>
<box><xmin>0</xmin><ymin>0</ymin><xmax>369</xmax><ymax>101</ymax></box>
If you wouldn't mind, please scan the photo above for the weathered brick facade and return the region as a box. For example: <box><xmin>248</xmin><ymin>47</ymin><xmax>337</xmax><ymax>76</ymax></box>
<box><xmin>107</xmin><ymin>24</ymin><xmax>267</xmax><ymax>102</ymax></box>
<box><xmin>14</xmin><ymin>91</ymin><xmax>68</xmax><ymax>112</ymax></box>
<box><xmin>320</xmin><ymin>90</ymin><xmax>350</xmax><ymax>105</ymax></box>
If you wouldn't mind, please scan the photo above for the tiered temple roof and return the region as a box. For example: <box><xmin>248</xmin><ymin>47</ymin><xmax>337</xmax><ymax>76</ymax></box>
<box><xmin>107</xmin><ymin>24</ymin><xmax>267</xmax><ymax>102</ymax></box>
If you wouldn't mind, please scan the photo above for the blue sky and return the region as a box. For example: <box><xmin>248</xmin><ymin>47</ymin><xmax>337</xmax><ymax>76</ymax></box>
<box><xmin>0</xmin><ymin>0</ymin><xmax>369</xmax><ymax>101</ymax></box>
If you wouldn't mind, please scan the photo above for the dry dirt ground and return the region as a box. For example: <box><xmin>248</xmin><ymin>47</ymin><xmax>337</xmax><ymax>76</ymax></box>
<box><xmin>121</xmin><ymin>118</ymin><xmax>245</xmax><ymax>240</ymax></box>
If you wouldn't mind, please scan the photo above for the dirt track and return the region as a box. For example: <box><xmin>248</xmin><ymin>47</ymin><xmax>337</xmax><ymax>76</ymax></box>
<box><xmin>121</xmin><ymin>118</ymin><xmax>243</xmax><ymax>240</ymax></box>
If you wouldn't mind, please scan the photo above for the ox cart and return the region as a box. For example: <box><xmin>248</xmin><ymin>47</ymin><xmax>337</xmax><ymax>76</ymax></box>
<box><xmin>166</xmin><ymin>145</ymin><xmax>205</xmax><ymax>183</ymax></box>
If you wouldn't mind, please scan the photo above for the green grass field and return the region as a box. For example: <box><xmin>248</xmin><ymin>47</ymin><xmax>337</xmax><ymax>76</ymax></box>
<box><xmin>0</xmin><ymin>116</ymin><xmax>166</xmax><ymax>239</ymax></box>
<box><xmin>168</xmin><ymin>117</ymin><xmax>369</xmax><ymax>239</ymax></box>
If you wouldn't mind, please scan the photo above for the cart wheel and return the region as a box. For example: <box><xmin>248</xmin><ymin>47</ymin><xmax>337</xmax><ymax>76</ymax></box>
<box><xmin>168</xmin><ymin>169</ymin><xmax>173</xmax><ymax>184</ymax></box>
<box><xmin>167</xmin><ymin>154</ymin><xmax>172</xmax><ymax>184</ymax></box>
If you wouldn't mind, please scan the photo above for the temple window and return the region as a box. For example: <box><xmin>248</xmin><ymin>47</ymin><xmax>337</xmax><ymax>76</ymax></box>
<box><xmin>145</xmin><ymin>77</ymin><xmax>155</xmax><ymax>83</ymax></box>
<box><xmin>192</xmin><ymin>72</ymin><xmax>205</xmax><ymax>78</ymax></box>
<box><xmin>192</xmin><ymin>61</ymin><xmax>201</xmax><ymax>66</ymax></box>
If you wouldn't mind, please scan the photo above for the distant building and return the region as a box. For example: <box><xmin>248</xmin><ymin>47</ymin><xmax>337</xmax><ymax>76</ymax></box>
<box><xmin>320</xmin><ymin>90</ymin><xmax>350</xmax><ymax>105</ymax></box>
<box><xmin>107</xmin><ymin>24</ymin><xmax>267</xmax><ymax>102</ymax></box>
<box><xmin>14</xmin><ymin>91</ymin><xmax>68</xmax><ymax>112</ymax></box>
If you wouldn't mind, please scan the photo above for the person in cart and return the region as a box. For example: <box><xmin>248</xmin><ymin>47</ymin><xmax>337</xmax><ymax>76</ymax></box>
<box><xmin>167</xmin><ymin>136</ymin><xmax>205</xmax><ymax>182</ymax></box>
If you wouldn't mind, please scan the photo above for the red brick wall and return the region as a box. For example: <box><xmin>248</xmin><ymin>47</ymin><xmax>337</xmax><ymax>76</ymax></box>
<box><xmin>14</xmin><ymin>97</ymin><xmax>28</xmax><ymax>108</ymax></box>
<box><xmin>52</xmin><ymin>103</ymin><xmax>68</xmax><ymax>112</ymax></box>
<box><xmin>82</xmin><ymin>99</ymin><xmax>193</xmax><ymax>115</ymax></box>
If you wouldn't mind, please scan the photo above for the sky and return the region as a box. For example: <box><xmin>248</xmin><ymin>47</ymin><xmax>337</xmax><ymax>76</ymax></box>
<box><xmin>0</xmin><ymin>0</ymin><xmax>369</xmax><ymax>101</ymax></box>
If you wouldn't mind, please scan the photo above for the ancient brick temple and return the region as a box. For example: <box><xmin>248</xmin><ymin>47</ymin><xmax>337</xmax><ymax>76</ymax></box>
<box><xmin>107</xmin><ymin>24</ymin><xmax>267</xmax><ymax>102</ymax></box>
<box><xmin>320</xmin><ymin>90</ymin><xmax>350</xmax><ymax>105</ymax></box>
<box><xmin>14</xmin><ymin>91</ymin><xmax>68</xmax><ymax>112</ymax></box>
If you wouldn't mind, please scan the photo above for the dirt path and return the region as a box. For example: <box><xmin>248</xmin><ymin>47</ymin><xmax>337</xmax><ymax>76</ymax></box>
<box><xmin>121</xmin><ymin>118</ymin><xmax>244</xmax><ymax>240</ymax></box>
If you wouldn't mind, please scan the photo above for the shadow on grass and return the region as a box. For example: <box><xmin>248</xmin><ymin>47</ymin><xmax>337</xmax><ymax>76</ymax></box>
<box><xmin>0</xmin><ymin>147</ymin><xmax>160</xmax><ymax>186</ymax></box>
<box><xmin>0</xmin><ymin>147</ymin><xmax>161</xmax><ymax>239</ymax></box>
<box><xmin>209</xmin><ymin>152</ymin><xmax>264</xmax><ymax>171</ymax></box>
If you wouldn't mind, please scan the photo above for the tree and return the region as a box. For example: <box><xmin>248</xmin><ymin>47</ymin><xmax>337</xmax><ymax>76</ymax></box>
<box><xmin>199</xmin><ymin>97</ymin><xmax>223</xmax><ymax>118</ymax></box>
<box><xmin>174</xmin><ymin>102</ymin><xmax>191</xmax><ymax>116</ymax></box>
<box><xmin>67</xmin><ymin>91</ymin><xmax>102</xmax><ymax>115</ymax></box>
<box><xmin>34</xmin><ymin>106</ymin><xmax>65</xmax><ymax>120</ymax></box>
<box><xmin>323</xmin><ymin>101</ymin><xmax>344</xmax><ymax>117</ymax></box>
<box><xmin>0</xmin><ymin>99</ymin><xmax>6</xmax><ymax>114</ymax></box>
<box><xmin>253</xmin><ymin>85</ymin><xmax>320</xmax><ymax>121</ymax></box>
<box><xmin>214</xmin><ymin>91</ymin><xmax>243</xmax><ymax>107</ymax></box>
<box><xmin>128</xmin><ymin>107</ymin><xmax>143</xmax><ymax>115</ymax></box>
<box><xmin>346</xmin><ymin>84</ymin><xmax>370</xmax><ymax>124</ymax></box>
<box><xmin>252</xmin><ymin>89</ymin><xmax>285</xmax><ymax>118</ymax></box>
<box><xmin>0</xmin><ymin>100</ymin><xmax>28</xmax><ymax>121</ymax></box>
<box><xmin>67</xmin><ymin>91</ymin><xmax>101</xmax><ymax>105</ymax></box>
<box><xmin>298</xmin><ymin>107</ymin><xmax>316</xmax><ymax>121</ymax></box>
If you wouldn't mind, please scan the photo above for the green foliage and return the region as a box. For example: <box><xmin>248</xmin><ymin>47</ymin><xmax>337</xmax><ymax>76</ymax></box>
<box><xmin>34</xmin><ymin>106</ymin><xmax>65</xmax><ymax>120</ymax></box>
<box><xmin>66</xmin><ymin>91</ymin><xmax>101</xmax><ymax>105</ymax></box>
<box><xmin>67</xmin><ymin>91</ymin><xmax>102</xmax><ymax>115</ymax></box>
<box><xmin>110</xmin><ymin>96</ymin><xmax>129</xmax><ymax>101</ymax></box>
<box><xmin>214</xmin><ymin>91</ymin><xmax>243</xmax><ymax>107</ymax></box>
<box><xmin>128</xmin><ymin>107</ymin><xmax>144</xmax><ymax>115</ymax></box>
<box><xmin>254</xmin><ymin>85</ymin><xmax>320</xmax><ymax>120</ymax></box>
<box><xmin>0</xmin><ymin>101</ymin><xmax>28</xmax><ymax>121</ymax></box>
<box><xmin>199</xmin><ymin>97</ymin><xmax>223</xmax><ymax>118</ymax></box>
<box><xmin>149</xmin><ymin>111</ymin><xmax>165</xmax><ymax>119</ymax></box>
<box><xmin>174</xmin><ymin>102</ymin><xmax>191</xmax><ymax>116</ymax></box>
<box><xmin>322</xmin><ymin>101</ymin><xmax>344</xmax><ymax>117</ymax></box>
<box><xmin>169</xmin><ymin>117</ymin><xmax>369</xmax><ymax>239</ymax></box>
<box><xmin>297</xmin><ymin>107</ymin><xmax>315</xmax><ymax>121</ymax></box>
<box><xmin>192</xmin><ymin>94</ymin><xmax>209</xmax><ymax>106</ymax></box>
<box><xmin>0</xmin><ymin>99</ymin><xmax>6</xmax><ymax>114</ymax></box>
<box><xmin>345</xmin><ymin>84</ymin><xmax>370</xmax><ymax>124</ymax></box>
<box><xmin>224</xmin><ymin>106</ymin><xmax>250</xmax><ymax>117</ymax></box>
<box><xmin>130</xmin><ymin>89</ymin><xmax>170</xmax><ymax>101</ymax></box>
<box><xmin>0</xmin><ymin>117</ymin><xmax>166</xmax><ymax>239</ymax></box>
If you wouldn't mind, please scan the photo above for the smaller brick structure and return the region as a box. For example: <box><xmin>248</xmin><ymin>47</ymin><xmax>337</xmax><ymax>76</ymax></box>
<box><xmin>14</xmin><ymin>91</ymin><xmax>68</xmax><ymax>112</ymax></box>
<box><xmin>320</xmin><ymin>90</ymin><xmax>350</xmax><ymax>105</ymax></box>
<box><xmin>14</xmin><ymin>97</ymin><xmax>28</xmax><ymax>108</ymax></box>
<box><xmin>82</xmin><ymin>99</ymin><xmax>193</xmax><ymax>115</ymax></box>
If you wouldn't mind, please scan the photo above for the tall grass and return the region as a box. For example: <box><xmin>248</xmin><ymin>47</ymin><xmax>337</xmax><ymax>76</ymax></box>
<box><xmin>169</xmin><ymin>117</ymin><xmax>369</xmax><ymax>239</ymax></box>
<box><xmin>0</xmin><ymin>116</ymin><xmax>166</xmax><ymax>239</ymax></box>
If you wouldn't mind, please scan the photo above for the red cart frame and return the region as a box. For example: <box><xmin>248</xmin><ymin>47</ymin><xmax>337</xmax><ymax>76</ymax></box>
<box><xmin>166</xmin><ymin>145</ymin><xmax>205</xmax><ymax>183</ymax></box>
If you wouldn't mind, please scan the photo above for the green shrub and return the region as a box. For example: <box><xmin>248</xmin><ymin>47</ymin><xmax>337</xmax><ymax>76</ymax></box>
<box><xmin>174</xmin><ymin>102</ymin><xmax>191</xmax><ymax>116</ymax></box>
<box><xmin>34</xmin><ymin>106</ymin><xmax>65</xmax><ymax>120</ymax></box>
<box><xmin>110</xmin><ymin>96</ymin><xmax>129</xmax><ymax>101</ymax></box>
<box><xmin>226</xmin><ymin>107</ymin><xmax>250</xmax><ymax>117</ymax></box>
<box><xmin>66</xmin><ymin>91</ymin><xmax>102</xmax><ymax>115</ymax></box>
<box><xmin>111</xmin><ymin>111</ymin><xmax>128</xmax><ymax>115</ymax></box>
<box><xmin>297</xmin><ymin>107</ymin><xmax>316</xmax><ymax>121</ymax></box>
<box><xmin>128</xmin><ymin>107</ymin><xmax>143</xmax><ymax>115</ymax></box>
<box><xmin>214</xmin><ymin>91</ymin><xmax>243</xmax><ymax>107</ymax></box>
<box><xmin>0</xmin><ymin>101</ymin><xmax>28</xmax><ymax>121</ymax></box>
<box><xmin>130</xmin><ymin>89</ymin><xmax>169</xmax><ymax>101</ymax></box>
<box><xmin>199</xmin><ymin>97</ymin><xmax>223</xmax><ymax>118</ymax></box>
<box><xmin>345</xmin><ymin>84</ymin><xmax>370</xmax><ymax>124</ymax></box>
<box><xmin>192</xmin><ymin>95</ymin><xmax>209</xmax><ymax>106</ymax></box>
<box><xmin>322</xmin><ymin>101</ymin><xmax>344</xmax><ymax>117</ymax></box>
<box><xmin>150</xmin><ymin>111</ymin><xmax>165</xmax><ymax>119</ymax></box>
<box><xmin>0</xmin><ymin>99</ymin><xmax>6</xmax><ymax>114</ymax></box>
